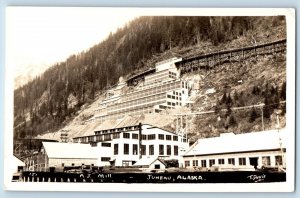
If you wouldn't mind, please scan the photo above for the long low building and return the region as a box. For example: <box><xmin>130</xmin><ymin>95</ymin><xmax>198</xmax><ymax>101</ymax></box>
<box><xmin>183</xmin><ymin>129</ymin><xmax>286</xmax><ymax>170</ymax></box>
<box><xmin>34</xmin><ymin>142</ymin><xmax>98</xmax><ymax>171</ymax></box>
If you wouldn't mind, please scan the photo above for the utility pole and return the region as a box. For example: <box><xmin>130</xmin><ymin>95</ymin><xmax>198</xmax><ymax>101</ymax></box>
<box><xmin>276</xmin><ymin>111</ymin><xmax>285</xmax><ymax>172</ymax></box>
<box><xmin>138</xmin><ymin>123</ymin><xmax>142</xmax><ymax>159</ymax></box>
<box><xmin>260</xmin><ymin>104</ymin><xmax>265</xmax><ymax>131</ymax></box>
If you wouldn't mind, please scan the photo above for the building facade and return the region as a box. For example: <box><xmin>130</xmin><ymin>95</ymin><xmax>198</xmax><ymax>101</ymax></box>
<box><xmin>92</xmin><ymin>57</ymin><xmax>189</xmax><ymax>123</ymax></box>
<box><xmin>183</xmin><ymin>129</ymin><xmax>286</xmax><ymax>170</ymax></box>
<box><xmin>73</xmin><ymin>124</ymin><xmax>189</xmax><ymax>167</ymax></box>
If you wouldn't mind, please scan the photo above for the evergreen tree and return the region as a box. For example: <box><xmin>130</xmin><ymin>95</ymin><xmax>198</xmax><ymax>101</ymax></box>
<box><xmin>280</xmin><ymin>81</ymin><xmax>286</xmax><ymax>100</ymax></box>
<box><xmin>221</xmin><ymin>92</ymin><xmax>227</xmax><ymax>104</ymax></box>
<box><xmin>228</xmin><ymin>114</ymin><xmax>237</xmax><ymax>127</ymax></box>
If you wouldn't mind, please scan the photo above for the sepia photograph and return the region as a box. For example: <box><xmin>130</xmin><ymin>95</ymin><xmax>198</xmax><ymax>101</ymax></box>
<box><xmin>4</xmin><ymin>7</ymin><xmax>295</xmax><ymax>192</ymax></box>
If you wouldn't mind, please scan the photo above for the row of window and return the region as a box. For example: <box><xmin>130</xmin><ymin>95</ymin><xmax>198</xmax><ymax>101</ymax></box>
<box><xmin>121</xmin><ymin>81</ymin><xmax>182</xmax><ymax>103</ymax></box>
<box><xmin>185</xmin><ymin>157</ymin><xmax>245</xmax><ymax>168</ymax></box>
<box><xmin>169</xmin><ymin>71</ymin><xmax>177</xmax><ymax>79</ymax></box>
<box><xmin>114</xmin><ymin>143</ymin><xmax>179</xmax><ymax>156</ymax></box>
<box><xmin>184</xmin><ymin>155</ymin><xmax>283</xmax><ymax>167</ymax></box>
<box><xmin>109</xmin><ymin>93</ymin><xmax>166</xmax><ymax>111</ymax></box>
<box><xmin>122</xmin><ymin>133</ymin><xmax>179</xmax><ymax>141</ymax></box>
<box><xmin>108</xmin><ymin>100</ymin><xmax>164</xmax><ymax>115</ymax></box>
<box><xmin>78</xmin><ymin>130</ymin><xmax>189</xmax><ymax>143</ymax></box>
<box><xmin>95</xmin><ymin>126</ymin><xmax>139</xmax><ymax>135</ymax></box>
<box><xmin>167</xmin><ymin>95</ymin><xmax>182</xmax><ymax>101</ymax></box>
<box><xmin>167</xmin><ymin>101</ymin><xmax>182</xmax><ymax>106</ymax></box>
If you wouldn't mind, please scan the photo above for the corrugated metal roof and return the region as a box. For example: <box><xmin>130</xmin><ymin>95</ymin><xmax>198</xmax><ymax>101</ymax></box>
<box><xmin>91</xmin><ymin>114</ymin><xmax>175</xmax><ymax>134</ymax></box>
<box><xmin>42</xmin><ymin>142</ymin><xmax>98</xmax><ymax>159</ymax></box>
<box><xmin>184</xmin><ymin>129</ymin><xmax>286</xmax><ymax>156</ymax></box>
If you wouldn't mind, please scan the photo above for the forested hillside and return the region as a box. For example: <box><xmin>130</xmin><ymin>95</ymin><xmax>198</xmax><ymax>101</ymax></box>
<box><xmin>13</xmin><ymin>16</ymin><xmax>286</xmax><ymax>142</ymax></box>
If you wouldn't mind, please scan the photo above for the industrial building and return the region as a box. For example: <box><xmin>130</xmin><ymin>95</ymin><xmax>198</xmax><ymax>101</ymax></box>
<box><xmin>92</xmin><ymin>57</ymin><xmax>190</xmax><ymax>123</ymax></box>
<box><xmin>34</xmin><ymin>142</ymin><xmax>98</xmax><ymax>171</ymax></box>
<box><xmin>183</xmin><ymin>129</ymin><xmax>286</xmax><ymax>170</ymax></box>
<box><xmin>73</xmin><ymin>123</ymin><xmax>189</xmax><ymax>167</ymax></box>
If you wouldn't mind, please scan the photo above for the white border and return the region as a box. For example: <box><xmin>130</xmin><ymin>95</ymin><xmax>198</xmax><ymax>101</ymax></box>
<box><xmin>4</xmin><ymin>7</ymin><xmax>295</xmax><ymax>192</ymax></box>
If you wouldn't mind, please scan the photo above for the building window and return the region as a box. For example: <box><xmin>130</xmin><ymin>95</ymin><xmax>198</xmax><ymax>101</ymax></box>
<box><xmin>133</xmin><ymin>144</ymin><xmax>138</xmax><ymax>155</ymax></box>
<box><xmin>114</xmin><ymin>144</ymin><xmax>118</xmax><ymax>155</ymax></box>
<box><xmin>262</xmin><ymin>156</ymin><xmax>271</xmax><ymax>166</ymax></box>
<box><xmin>174</xmin><ymin>146</ymin><xmax>178</xmax><ymax>156</ymax></box>
<box><xmin>124</xmin><ymin>144</ymin><xmax>129</xmax><ymax>155</ymax></box>
<box><xmin>148</xmin><ymin>134</ymin><xmax>156</xmax><ymax>140</ymax></box>
<box><xmin>209</xmin><ymin>159</ymin><xmax>215</xmax><ymax>167</ymax></box>
<box><xmin>141</xmin><ymin>145</ymin><xmax>146</xmax><ymax>155</ymax></box>
<box><xmin>101</xmin><ymin>157</ymin><xmax>111</xmax><ymax>162</ymax></box>
<box><xmin>123</xmin><ymin>133</ymin><xmax>130</xmax><ymax>139</ymax></box>
<box><xmin>122</xmin><ymin>161</ymin><xmax>130</xmax><ymax>167</ymax></box>
<box><xmin>166</xmin><ymin>135</ymin><xmax>171</xmax><ymax>140</ymax></box>
<box><xmin>193</xmin><ymin>160</ymin><xmax>198</xmax><ymax>167</ymax></box>
<box><xmin>173</xmin><ymin>136</ymin><xmax>178</xmax><ymax>141</ymax></box>
<box><xmin>72</xmin><ymin>163</ymin><xmax>75</xmax><ymax>166</ymax></box>
<box><xmin>185</xmin><ymin>161</ymin><xmax>190</xmax><ymax>167</ymax></box>
<box><xmin>104</xmin><ymin>134</ymin><xmax>111</xmax><ymax>141</ymax></box>
<box><xmin>239</xmin><ymin>158</ymin><xmax>246</xmax><ymax>165</ymax></box>
<box><xmin>228</xmin><ymin>158</ymin><xmax>235</xmax><ymax>165</ymax></box>
<box><xmin>275</xmin><ymin>155</ymin><xmax>283</xmax><ymax>165</ymax></box>
<box><xmin>113</xmin><ymin>133</ymin><xmax>120</xmax><ymax>139</ymax></box>
<box><xmin>61</xmin><ymin>163</ymin><xmax>64</xmax><ymax>167</ymax></box>
<box><xmin>201</xmin><ymin>160</ymin><xmax>207</xmax><ymax>167</ymax></box>
<box><xmin>90</xmin><ymin>142</ymin><xmax>97</xmax><ymax>147</ymax></box>
<box><xmin>149</xmin><ymin>145</ymin><xmax>154</xmax><ymax>155</ymax></box>
<box><xmin>101</xmin><ymin>142</ymin><xmax>111</xmax><ymax>147</ymax></box>
<box><xmin>142</xmin><ymin>135</ymin><xmax>147</xmax><ymax>140</ymax></box>
<box><xmin>154</xmin><ymin>164</ymin><xmax>160</xmax><ymax>169</ymax></box>
<box><xmin>159</xmin><ymin>145</ymin><xmax>164</xmax><ymax>155</ymax></box>
<box><xmin>218</xmin><ymin>159</ymin><xmax>225</xmax><ymax>165</ymax></box>
<box><xmin>132</xmin><ymin>133</ymin><xmax>138</xmax><ymax>139</ymax></box>
<box><xmin>158</xmin><ymin>134</ymin><xmax>164</xmax><ymax>140</ymax></box>
<box><xmin>167</xmin><ymin>145</ymin><xmax>171</xmax><ymax>155</ymax></box>
<box><xmin>167</xmin><ymin>95</ymin><xmax>171</xmax><ymax>98</ymax></box>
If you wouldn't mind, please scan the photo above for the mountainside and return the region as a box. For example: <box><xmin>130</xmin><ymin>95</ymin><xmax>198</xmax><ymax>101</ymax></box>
<box><xmin>13</xmin><ymin>16</ymin><xmax>286</xmax><ymax>147</ymax></box>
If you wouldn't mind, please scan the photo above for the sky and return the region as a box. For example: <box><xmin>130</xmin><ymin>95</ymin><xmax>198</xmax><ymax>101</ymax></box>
<box><xmin>6</xmin><ymin>7</ymin><xmax>140</xmax><ymax>82</ymax></box>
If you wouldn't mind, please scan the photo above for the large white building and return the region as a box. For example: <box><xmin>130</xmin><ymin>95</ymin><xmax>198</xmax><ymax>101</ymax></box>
<box><xmin>73</xmin><ymin>123</ymin><xmax>189</xmax><ymax>167</ymax></box>
<box><xmin>92</xmin><ymin>57</ymin><xmax>189</xmax><ymax>123</ymax></box>
<box><xmin>183</xmin><ymin>129</ymin><xmax>286</xmax><ymax>170</ymax></box>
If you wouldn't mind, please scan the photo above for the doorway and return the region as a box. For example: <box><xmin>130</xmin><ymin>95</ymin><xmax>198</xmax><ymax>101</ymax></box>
<box><xmin>249</xmin><ymin>157</ymin><xmax>259</xmax><ymax>169</ymax></box>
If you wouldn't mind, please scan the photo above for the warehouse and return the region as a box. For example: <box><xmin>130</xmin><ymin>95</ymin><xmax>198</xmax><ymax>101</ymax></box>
<box><xmin>183</xmin><ymin>129</ymin><xmax>286</xmax><ymax>170</ymax></box>
<box><xmin>34</xmin><ymin>142</ymin><xmax>98</xmax><ymax>171</ymax></box>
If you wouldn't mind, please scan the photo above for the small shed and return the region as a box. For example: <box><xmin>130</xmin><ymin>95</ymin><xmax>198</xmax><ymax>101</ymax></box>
<box><xmin>133</xmin><ymin>157</ymin><xmax>167</xmax><ymax>170</ymax></box>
